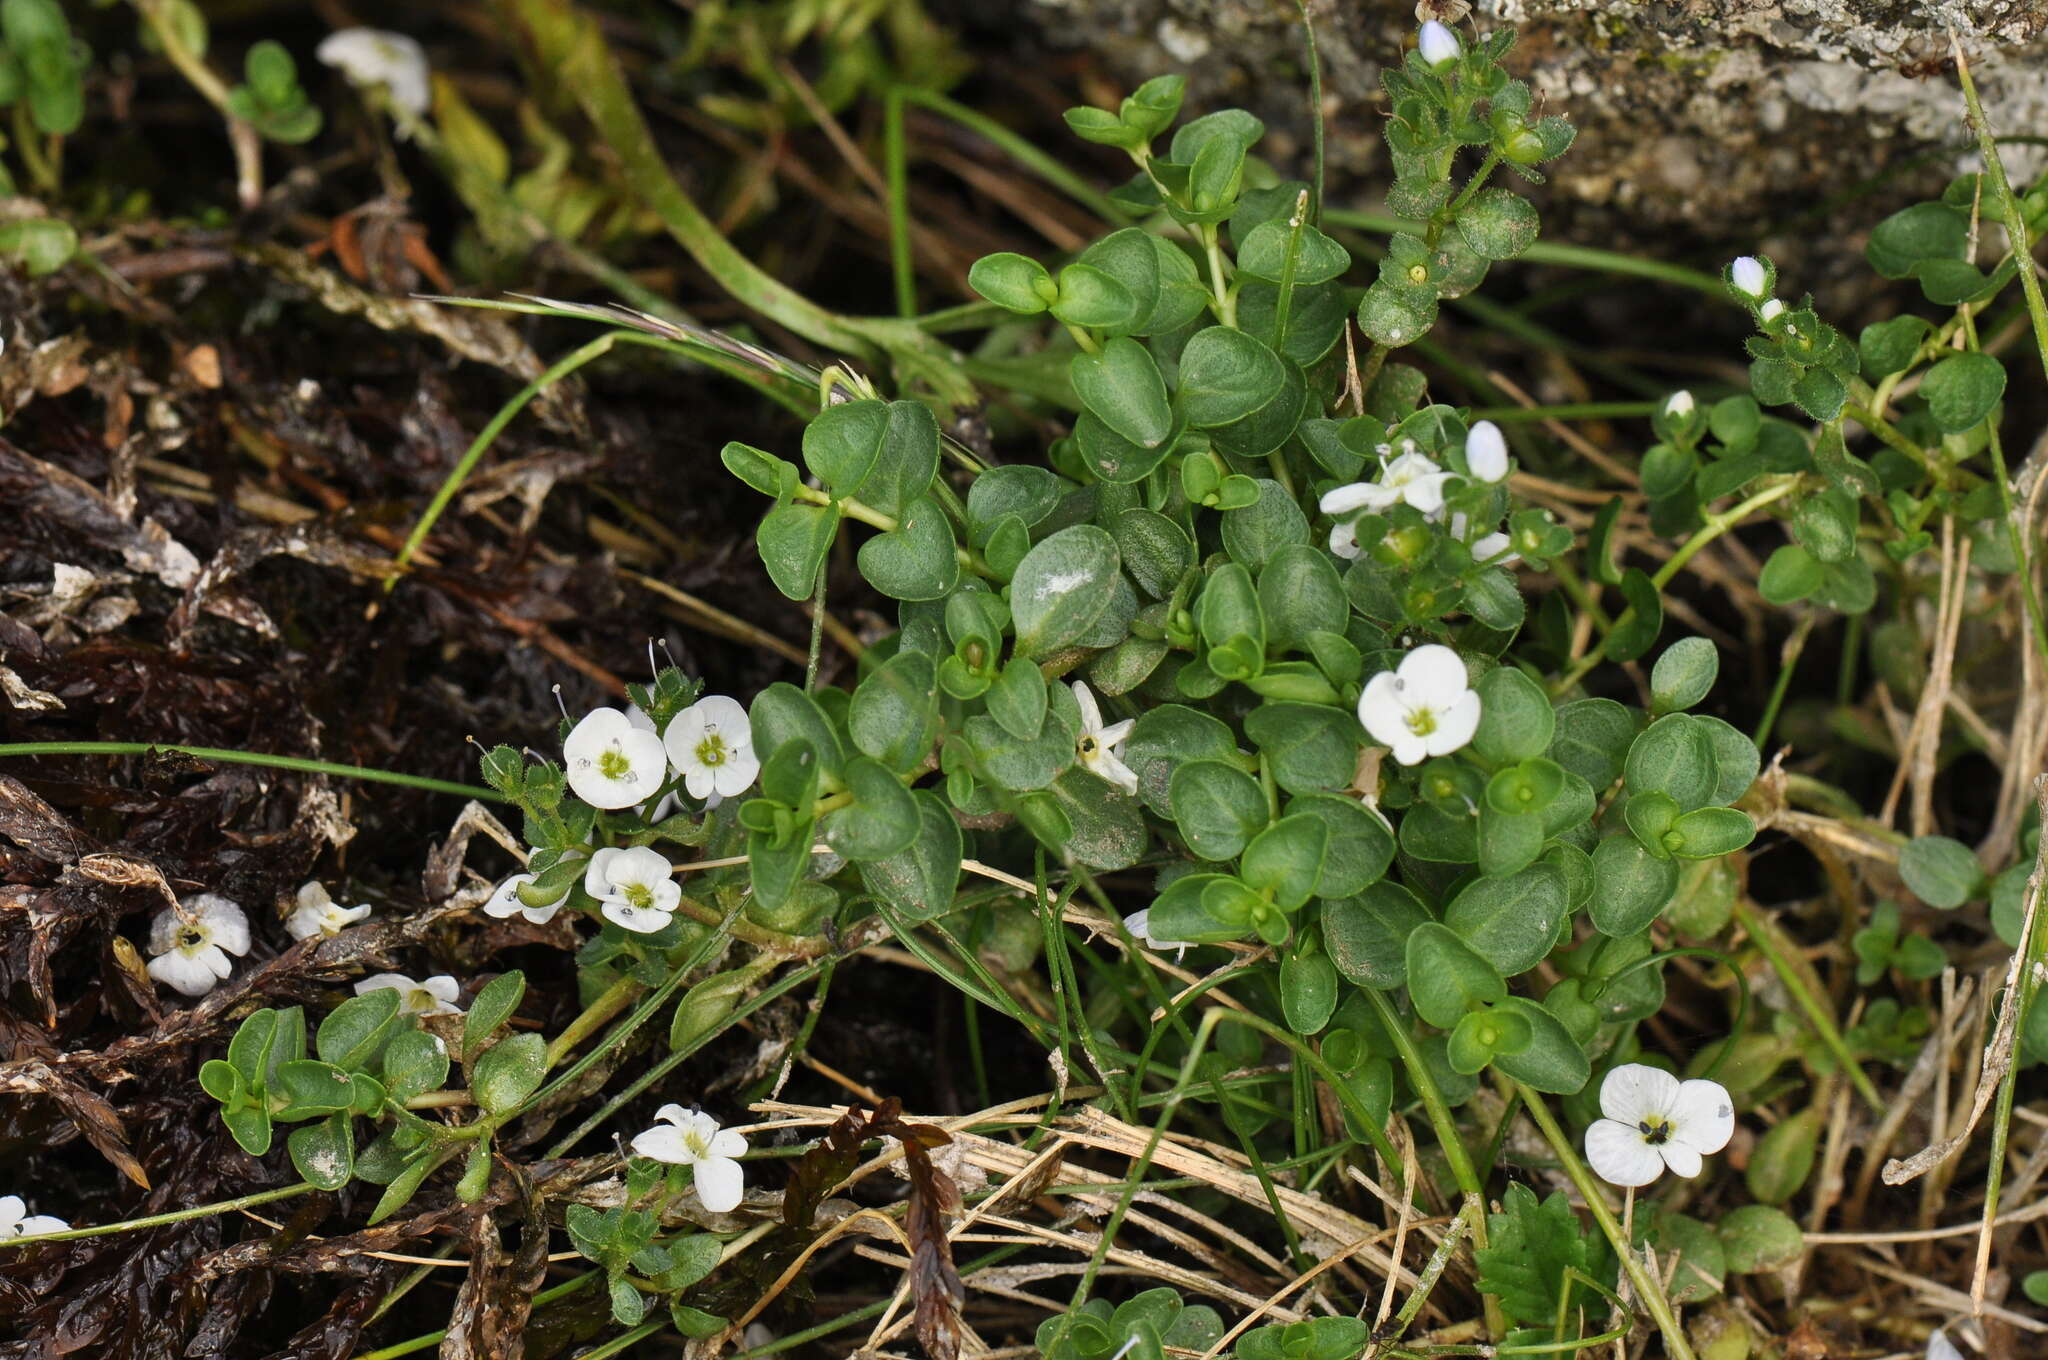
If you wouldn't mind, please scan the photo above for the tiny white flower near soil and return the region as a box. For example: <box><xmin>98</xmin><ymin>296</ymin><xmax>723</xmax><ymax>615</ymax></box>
<box><xmin>1</xmin><ymin>1194</ymin><xmax>67</xmax><ymax>1238</ymax></box>
<box><xmin>317</xmin><ymin>28</ymin><xmax>431</xmax><ymax>119</ymax></box>
<box><xmin>1729</xmin><ymin>255</ymin><xmax>1768</xmax><ymax>298</ymax></box>
<box><xmin>146</xmin><ymin>894</ymin><xmax>251</xmax><ymax>997</ymax></box>
<box><xmin>1584</xmin><ymin>1063</ymin><xmax>1735</xmax><ymax>1187</ymax></box>
<box><xmin>1122</xmin><ymin>909</ymin><xmax>1188</xmax><ymax>961</ymax></box>
<box><xmin>483</xmin><ymin>871</ymin><xmax>565</xmax><ymax>926</ymax></box>
<box><xmin>1926</xmin><ymin>1330</ymin><xmax>1966</xmax><ymax>1360</ymax></box>
<box><xmin>564</xmin><ymin>707</ymin><xmax>669</xmax><ymax>810</ymax></box>
<box><xmin>630</xmin><ymin>1104</ymin><xmax>748</xmax><ymax>1212</ymax></box>
<box><xmin>585</xmin><ymin>845</ymin><xmax>681</xmax><ymax>934</ymax></box>
<box><xmin>1328</xmin><ymin>519</ymin><xmax>1362</xmax><ymax>560</ymax></box>
<box><xmin>1470</xmin><ymin>531</ymin><xmax>1515</xmax><ymax>564</ymax></box>
<box><xmin>1358</xmin><ymin>644</ymin><xmax>1481</xmax><ymax>767</ymax></box>
<box><xmin>1664</xmin><ymin>390</ymin><xmax>1695</xmax><ymax>417</ymax></box>
<box><xmin>1320</xmin><ymin>450</ymin><xmax>1453</xmax><ymax>518</ymax></box>
<box><xmin>1464</xmin><ymin>420</ymin><xmax>1509</xmax><ymax>482</ymax></box>
<box><xmin>355</xmin><ymin>972</ymin><xmax>463</xmax><ymax>1016</ymax></box>
<box><xmin>1759</xmin><ymin>298</ymin><xmax>1785</xmax><ymax>322</ymax></box>
<box><xmin>1072</xmin><ymin>682</ymin><xmax>1138</xmax><ymax>794</ymax></box>
<box><xmin>286</xmin><ymin>881</ymin><xmax>372</xmax><ymax>941</ymax></box>
<box><xmin>663</xmin><ymin>694</ymin><xmax>761</xmax><ymax>801</ymax></box>
<box><xmin>1418</xmin><ymin>19</ymin><xmax>1461</xmax><ymax>67</ymax></box>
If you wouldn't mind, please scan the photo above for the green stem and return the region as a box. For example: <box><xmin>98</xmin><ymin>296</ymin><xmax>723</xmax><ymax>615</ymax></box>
<box><xmin>11</xmin><ymin>104</ymin><xmax>56</xmax><ymax>194</ymax></box>
<box><xmin>356</xmin><ymin>1275</ymin><xmax>598</xmax><ymax>1360</ymax></box>
<box><xmin>1514</xmin><ymin>1083</ymin><xmax>1698</xmax><ymax>1360</ymax></box>
<box><xmin>894</xmin><ymin>86</ymin><xmax>1128</xmax><ymax>226</ymax></box>
<box><xmin>1959</xmin><ymin>309</ymin><xmax>2048</xmax><ymax>666</ymax></box>
<box><xmin>791</xmin><ymin>485</ymin><xmax>995</xmax><ymax>578</ymax></box>
<box><xmin>1843</xmin><ymin>399</ymin><xmax>1951</xmax><ymax>481</ymax></box>
<box><xmin>1</xmin><ymin>1182</ymin><xmax>313</xmax><ymax>1247</ymax></box>
<box><xmin>0</xmin><ymin>741</ymin><xmax>500</xmax><ymax>801</ymax></box>
<box><xmin>544</xmin><ymin>974</ymin><xmax>645</xmax><ymax>1069</ymax></box>
<box><xmin>1752</xmin><ymin>613</ymin><xmax>1814</xmax><ymax>749</ymax></box>
<box><xmin>1732</xmin><ymin>899</ymin><xmax>1884</xmax><ymax>1111</ymax></box>
<box><xmin>1322</xmin><ymin>208</ymin><xmax>1723</xmax><ymax>295</ymax></box>
<box><xmin>1198</xmin><ymin>225</ymin><xmax>1237</xmax><ymax>327</ymax></box>
<box><xmin>1955</xmin><ymin>45</ymin><xmax>2048</xmax><ymax>391</ymax></box>
<box><xmin>883</xmin><ymin>88</ymin><xmax>916</xmax><ymax>320</ymax></box>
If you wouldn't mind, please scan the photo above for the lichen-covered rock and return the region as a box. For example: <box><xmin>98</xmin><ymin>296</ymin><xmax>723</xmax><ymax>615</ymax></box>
<box><xmin>993</xmin><ymin>0</ymin><xmax>2048</xmax><ymax>258</ymax></box>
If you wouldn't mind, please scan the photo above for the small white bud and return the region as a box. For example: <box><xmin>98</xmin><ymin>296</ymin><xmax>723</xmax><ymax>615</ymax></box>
<box><xmin>1418</xmin><ymin>21</ymin><xmax>1461</xmax><ymax>68</ymax></box>
<box><xmin>1729</xmin><ymin>255</ymin><xmax>1768</xmax><ymax>299</ymax></box>
<box><xmin>1664</xmin><ymin>390</ymin><xmax>1695</xmax><ymax>418</ymax></box>
<box><xmin>1759</xmin><ymin>298</ymin><xmax>1785</xmax><ymax>322</ymax></box>
<box><xmin>1464</xmin><ymin>420</ymin><xmax>1509</xmax><ymax>482</ymax></box>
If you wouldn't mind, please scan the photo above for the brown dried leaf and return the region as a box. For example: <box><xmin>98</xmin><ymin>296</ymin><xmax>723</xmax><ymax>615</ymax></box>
<box><xmin>0</xmin><ymin>774</ymin><xmax>83</xmax><ymax>863</ymax></box>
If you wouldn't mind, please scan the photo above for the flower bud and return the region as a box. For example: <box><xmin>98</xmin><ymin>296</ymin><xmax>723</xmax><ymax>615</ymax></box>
<box><xmin>1502</xmin><ymin>129</ymin><xmax>1547</xmax><ymax>165</ymax></box>
<box><xmin>1759</xmin><ymin>298</ymin><xmax>1785</xmax><ymax>322</ymax></box>
<box><xmin>1464</xmin><ymin>420</ymin><xmax>1509</xmax><ymax>482</ymax></box>
<box><xmin>1665</xmin><ymin>390</ymin><xmax>1694</xmax><ymax>418</ymax></box>
<box><xmin>1418</xmin><ymin>20</ymin><xmax>1461</xmax><ymax>68</ymax></box>
<box><xmin>1728</xmin><ymin>255</ymin><xmax>1768</xmax><ymax>298</ymax></box>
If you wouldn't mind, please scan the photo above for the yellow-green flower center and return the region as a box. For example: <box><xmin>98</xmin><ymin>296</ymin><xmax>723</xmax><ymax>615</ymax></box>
<box><xmin>696</xmin><ymin>734</ymin><xmax>729</xmax><ymax>768</ymax></box>
<box><xmin>598</xmin><ymin>746</ymin><xmax>632</xmax><ymax>779</ymax></box>
<box><xmin>622</xmin><ymin>882</ymin><xmax>653</xmax><ymax>910</ymax></box>
<box><xmin>1636</xmin><ymin>1116</ymin><xmax>1672</xmax><ymax>1146</ymax></box>
<box><xmin>1405</xmin><ymin>707</ymin><xmax>1439</xmax><ymax>738</ymax></box>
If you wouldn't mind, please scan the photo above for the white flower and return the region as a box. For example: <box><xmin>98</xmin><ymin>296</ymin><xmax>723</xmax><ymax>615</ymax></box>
<box><xmin>1320</xmin><ymin>451</ymin><xmax>1452</xmax><ymax>517</ymax></box>
<box><xmin>631</xmin><ymin>1104</ymin><xmax>748</xmax><ymax>1212</ymax></box>
<box><xmin>1418</xmin><ymin>20</ymin><xmax>1461</xmax><ymax>68</ymax></box>
<box><xmin>663</xmin><ymin>695</ymin><xmax>761</xmax><ymax>801</ymax></box>
<box><xmin>585</xmin><ymin>845</ymin><xmax>680</xmax><ymax>934</ymax></box>
<box><xmin>0</xmin><ymin>1195</ymin><xmax>66</xmax><ymax>1239</ymax></box>
<box><xmin>1357</xmin><ymin>644</ymin><xmax>1481</xmax><ymax>767</ymax></box>
<box><xmin>286</xmin><ymin>882</ymin><xmax>372</xmax><ymax>941</ymax></box>
<box><xmin>564</xmin><ymin>707</ymin><xmax>669</xmax><ymax>810</ymax></box>
<box><xmin>1470</xmin><ymin>531</ymin><xmax>1516</xmax><ymax>565</ymax></box>
<box><xmin>1464</xmin><ymin>420</ymin><xmax>1509</xmax><ymax>482</ymax></box>
<box><xmin>1759</xmin><ymin>298</ymin><xmax>1785</xmax><ymax>322</ymax></box>
<box><xmin>1328</xmin><ymin>520</ymin><xmax>1362</xmax><ymax>560</ymax></box>
<box><xmin>1583</xmin><ymin>1063</ymin><xmax>1735</xmax><ymax>1188</ymax></box>
<box><xmin>1729</xmin><ymin>255</ymin><xmax>1767</xmax><ymax>298</ymax></box>
<box><xmin>146</xmin><ymin>894</ymin><xmax>251</xmax><ymax>997</ymax></box>
<box><xmin>1927</xmin><ymin>1330</ymin><xmax>1966</xmax><ymax>1360</ymax></box>
<box><xmin>355</xmin><ymin>972</ymin><xmax>463</xmax><ymax>1016</ymax></box>
<box><xmin>484</xmin><ymin>872</ymin><xmax>563</xmax><ymax>926</ymax></box>
<box><xmin>317</xmin><ymin>28</ymin><xmax>431</xmax><ymax>118</ymax></box>
<box><xmin>1664</xmin><ymin>390</ymin><xmax>1695</xmax><ymax>418</ymax></box>
<box><xmin>1072</xmin><ymin>682</ymin><xmax>1138</xmax><ymax>794</ymax></box>
<box><xmin>1122</xmin><ymin>909</ymin><xmax>1188</xmax><ymax>962</ymax></box>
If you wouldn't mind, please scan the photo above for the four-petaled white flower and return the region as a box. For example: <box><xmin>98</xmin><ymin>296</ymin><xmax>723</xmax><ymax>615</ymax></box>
<box><xmin>630</xmin><ymin>1105</ymin><xmax>748</xmax><ymax>1212</ymax></box>
<box><xmin>1418</xmin><ymin>19</ymin><xmax>1461</xmax><ymax>68</ymax></box>
<box><xmin>1072</xmin><ymin>682</ymin><xmax>1138</xmax><ymax>794</ymax></box>
<box><xmin>1464</xmin><ymin>420</ymin><xmax>1509</xmax><ymax>483</ymax></box>
<box><xmin>356</xmin><ymin>972</ymin><xmax>463</xmax><ymax>1016</ymax></box>
<box><xmin>585</xmin><ymin>845</ymin><xmax>680</xmax><ymax>934</ymax></box>
<box><xmin>1122</xmin><ymin>909</ymin><xmax>1188</xmax><ymax>962</ymax></box>
<box><xmin>1583</xmin><ymin>1063</ymin><xmax>1735</xmax><ymax>1187</ymax></box>
<box><xmin>1759</xmin><ymin>298</ymin><xmax>1785</xmax><ymax>322</ymax></box>
<box><xmin>1321</xmin><ymin>450</ymin><xmax>1453</xmax><ymax>518</ymax></box>
<box><xmin>1728</xmin><ymin>255</ymin><xmax>1767</xmax><ymax>298</ymax></box>
<box><xmin>147</xmin><ymin>894</ymin><xmax>251</xmax><ymax>997</ymax></box>
<box><xmin>663</xmin><ymin>695</ymin><xmax>761</xmax><ymax>801</ymax></box>
<box><xmin>287</xmin><ymin>881</ymin><xmax>372</xmax><ymax>941</ymax></box>
<box><xmin>484</xmin><ymin>872</ymin><xmax>565</xmax><ymax>926</ymax></box>
<box><xmin>317</xmin><ymin>28</ymin><xmax>431</xmax><ymax>118</ymax></box>
<box><xmin>1357</xmin><ymin>644</ymin><xmax>1481</xmax><ymax>767</ymax></box>
<box><xmin>0</xmin><ymin>1195</ymin><xmax>66</xmax><ymax>1239</ymax></box>
<box><xmin>564</xmin><ymin>707</ymin><xmax>669</xmax><ymax>810</ymax></box>
<box><xmin>1664</xmin><ymin>390</ymin><xmax>1695</xmax><ymax>418</ymax></box>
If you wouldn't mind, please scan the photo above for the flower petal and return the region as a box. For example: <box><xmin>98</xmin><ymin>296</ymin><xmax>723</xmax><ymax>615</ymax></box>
<box><xmin>148</xmin><ymin>950</ymin><xmax>223</xmax><ymax>997</ymax></box>
<box><xmin>485</xmin><ymin>873</ymin><xmax>537</xmax><ymax>920</ymax></box>
<box><xmin>584</xmin><ymin>848</ymin><xmax>622</xmax><ymax>899</ymax></box>
<box><xmin>16</xmin><ymin>1212</ymin><xmax>65</xmax><ymax>1236</ymax></box>
<box><xmin>693</xmin><ymin>1156</ymin><xmax>745</xmax><ymax>1213</ymax></box>
<box><xmin>424</xmin><ymin>976</ymin><xmax>461</xmax><ymax>1004</ymax></box>
<box><xmin>709</xmin><ymin>1128</ymin><xmax>748</xmax><ymax>1159</ymax></box>
<box><xmin>653</xmin><ymin>1103</ymin><xmax>689</xmax><ymax>1125</ymax></box>
<box><xmin>1668</xmin><ymin>1078</ymin><xmax>1736</xmax><ymax>1155</ymax></box>
<box><xmin>1094</xmin><ymin>752</ymin><xmax>1141</xmax><ymax>795</ymax></box>
<box><xmin>1096</xmin><ymin>718</ymin><xmax>1135</xmax><ymax>750</ymax></box>
<box><xmin>1388</xmin><ymin>734</ymin><xmax>1429</xmax><ymax>767</ymax></box>
<box><xmin>711</xmin><ymin>749</ymin><xmax>761</xmax><ymax>797</ymax></box>
<box><xmin>0</xmin><ymin>1196</ymin><xmax>25</xmax><ymax>1227</ymax></box>
<box><xmin>630</xmin><ymin>1125</ymin><xmax>690</xmax><ymax>1163</ymax></box>
<box><xmin>1584</xmin><ymin>1118</ymin><xmax>1665</xmax><ymax>1187</ymax></box>
<box><xmin>1598</xmin><ymin>1062</ymin><xmax>1682</xmax><ymax>1126</ymax></box>
<box><xmin>1425</xmin><ymin>690</ymin><xmax>1482</xmax><ymax>757</ymax></box>
<box><xmin>1396</xmin><ymin>644</ymin><xmax>1469</xmax><ymax>701</ymax></box>
<box><xmin>1070</xmin><ymin>681</ymin><xmax>1104</xmax><ymax>734</ymax></box>
<box><xmin>1658</xmin><ymin>1140</ymin><xmax>1704</xmax><ymax>1179</ymax></box>
<box><xmin>603</xmin><ymin>902</ymin><xmax>670</xmax><ymax>934</ymax></box>
<box><xmin>663</xmin><ymin>708</ymin><xmax>707</xmax><ymax>772</ymax></box>
<box><xmin>1357</xmin><ymin>672</ymin><xmax>1409</xmax><ymax>749</ymax></box>
<box><xmin>692</xmin><ymin>695</ymin><xmax>751</xmax><ymax>743</ymax></box>
<box><xmin>1318</xmin><ymin>482</ymin><xmax>1379</xmax><ymax>515</ymax></box>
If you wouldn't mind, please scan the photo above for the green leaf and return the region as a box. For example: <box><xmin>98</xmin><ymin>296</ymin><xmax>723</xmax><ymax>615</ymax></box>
<box><xmin>1606</xmin><ymin>568</ymin><xmax>1663</xmax><ymax>663</ymax></box>
<box><xmin>1169</xmin><ymin>759</ymin><xmax>1268</xmax><ymax>862</ymax></box>
<box><xmin>802</xmin><ymin>399</ymin><xmax>888</xmax><ymax>498</ymax></box>
<box><xmin>1921</xmin><ymin>352</ymin><xmax>2006</xmax><ymax>434</ymax></box>
<box><xmin>1589</xmin><ymin>833</ymin><xmax>1680</xmax><ymax>935</ymax></box>
<box><xmin>471</xmin><ymin>1031</ymin><xmax>547</xmax><ymax>1115</ymax></box>
<box><xmin>1624</xmin><ymin>714</ymin><xmax>1719</xmax><ymax>811</ymax></box>
<box><xmin>1235</xmin><ymin>219</ymin><xmax>1350</xmax><ymax>285</ymax></box>
<box><xmin>1486</xmin><ymin>996</ymin><xmax>1589</xmax><ymax>1093</ymax></box>
<box><xmin>1650</xmin><ymin>637</ymin><xmax>1718</xmax><ymax>714</ymax></box>
<box><xmin>857</xmin><ymin>497</ymin><xmax>959</xmax><ymax>601</ymax></box>
<box><xmin>1284</xmin><ymin>794</ymin><xmax>1393</xmax><ymax>897</ymax></box>
<box><xmin>1859</xmin><ymin>315</ymin><xmax>1930</xmax><ymax>378</ymax></box>
<box><xmin>1279</xmin><ymin>946</ymin><xmax>1339</xmax><ymax>1035</ymax></box>
<box><xmin>1716</xmin><ymin>1204</ymin><xmax>1804</xmax><ymax>1273</ymax></box>
<box><xmin>857</xmin><ymin>791</ymin><xmax>962</xmax><ymax>920</ymax></box>
<box><xmin>1746</xmin><ymin>1109</ymin><xmax>1819</xmax><ymax>1205</ymax></box>
<box><xmin>1123</xmin><ymin>705</ymin><xmax>1239</xmax><ymax>818</ymax></box>
<box><xmin>1668</xmin><ymin>806</ymin><xmax>1755</xmax><ymax>859</ymax></box>
<box><xmin>1655</xmin><ymin>1213</ymin><xmax>1726</xmax><ymax>1304</ymax></box>
<box><xmin>380</xmin><ymin>1028</ymin><xmax>450</xmax><ymax>1105</ymax></box>
<box><xmin>463</xmin><ymin>971</ymin><xmax>526</xmax><ymax>1063</ymax></box>
<box><xmin>1455</xmin><ymin>187</ymin><xmax>1540</xmax><ymax>260</ymax></box>
<box><xmin>862</xmin><ymin>401</ymin><xmax>942</xmax><ymax>518</ymax></box>
<box><xmin>1051</xmin><ymin>262</ymin><xmax>1139</xmax><ymax>330</ymax></box>
<box><xmin>967</xmin><ymin>252</ymin><xmax>1054</xmax><ymax>314</ymax></box>
<box><xmin>1324</xmin><ymin>881</ymin><xmax>1428</xmax><ymax>989</ymax></box>
<box><xmin>1444</xmin><ymin>863</ymin><xmax>1568</xmax><ymax>976</ymax></box>
<box><xmin>1474</xmin><ymin>666</ymin><xmax>1554</xmax><ymax>764</ymax></box>
<box><xmin>1447</xmin><ymin>1005</ymin><xmax>1533</xmax><ymax>1074</ymax></box>
<box><xmin>1043</xmin><ymin>768</ymin><xmax>1146</xmax><ymax>871</ymax></box>
<box><xmin>275</xmin><ymin>1059</ymin><xmax>357</xmax><ymax>1118</ymax></box>
<box><xmin>1177</xmin><ymin>327</ymin><xmax>1286</xmax><ymax>427</ymax></box>
<box><xmin>1405</xmin><ymin>922</ymin><xmax>1506</xmax><ymax>1029</ymax></box>
<box><xmin>1474</xmin><ymin>1183</ymin><xmax>1609</xmax><ymax>1329</ymax></box>
<box><xmin>1114</xmin><ymin>508</ymin><xmax>1194</xmax><ymax>598</ymax></box>
<box><xmin>1220</xmin><ymin>480</ymin><xmax>1311</xmax><ymax>572</ymax></box>
<box><xmin>849</xmin><ymin>650</ymin><xmax>937</xmax><ymax>774</ymax></box>
<box><xmin>1697</xmin><ymin>714</ymin><xmax>1761</xmax><ymax>806</ymax></box>
<box><xmin>964</xmin><ymin>712</ymin><xmax>1070</xmax><ymax>790</ymax></box>
<box><xmin>822</xmin><ymin>757</ymin><xmax>921</xmax><ymax>861</ymax></box>
<box><xmin>750</xmin><ymin>683</ymin><xmax>845</xmax><ymax>779</ymax></box>
<box><xmin>1866</xmin><ymin>201</ymin><xmax>1967</xmax><ymax>279</ymax></box>
<box><xmin>1071</xmin><ymin>337</ymin><xmax>1173</xmax><ymax>448</ymax></box>
<box><xmin>756</xmin><ymin>502</ymin><xmax>840</xmax><ymax>601</ymax></box>
<box><xmin>1243</xmin><ymin>702</ymin><xmax>1355</xmax><ymax>796</ymax></box>
<box><xmin>1898</xmin><ymin>834</ymin><xmax>1984</xmax><ymax>909</ymax></box>
<box><xmin>1240</xmin><ymin>814</ymin><xmax>1328</xmax><ymax>911</ymax></box>
<box><xmin>986</xmin><ymin>657</ymin><xmax>1049</xmax><ymax>741</ymax></box>
<box><xmin>1010</xmin><ymin>525</ymin><xmax>1121</xmax><ymax>658</ymax></box>
<box><xmin>316</xmin><ymin>989</ymin><xmax>402</xmax><ymax>1071</ymax></box>
<box><xmin>1548</xmin><ymin>698</ymin><xmax>1635</xmax><ymax>790</ymax></box>
<box><xmin>288</xmin><ymin>1114</ymin><xmax>356</xmax><ymax>1191</ymax></box>
<box><xmin>0</xmin><ymin>218</ymin><xmax>75</xmax><ymax>277</ymax></box>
